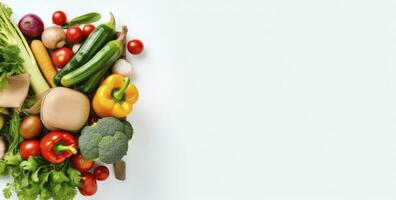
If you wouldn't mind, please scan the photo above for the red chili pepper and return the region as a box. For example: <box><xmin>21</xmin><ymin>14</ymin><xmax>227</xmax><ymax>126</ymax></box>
<box><xmin>40</xmin><ymin>131</ymin><xmax>77</xmax><ymax>164</ymax></box>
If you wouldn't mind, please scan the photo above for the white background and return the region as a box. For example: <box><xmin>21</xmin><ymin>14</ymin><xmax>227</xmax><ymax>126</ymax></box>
<box><xmin>1</xmin><ymin>0</ymin><xmax>396</xmax><ymax>199</ymax></box>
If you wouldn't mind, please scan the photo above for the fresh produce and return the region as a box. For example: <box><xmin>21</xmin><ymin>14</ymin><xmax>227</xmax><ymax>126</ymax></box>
<box><xmin>19</xmin><ymin>139</ymin><xmax>41</xmax><ymax>160</ymax></box>
<box><xmin>82</xmin><ymin>24</ymin><xmax>95</xmax><ymax>37</ymax></box>
<box><xmin>0</xmin><ymin>137</ymin><xmax>5</xmax><ymax>159</ymax></box>
<box><xmin>93</xmin><ymin>74</ymin><xmax>139</xmax><ymax>118</ymax></box>
<box><xmin>0</xmin><ymin>4</ymin><xmax>144</xmax><ymax>199</ymax></box>
<box><xmin>0</xmin><ymin>45</ymin><xmax>23</xmax><ymax>91</ymax></box>
<box><xmin>41</xmin><ymin>87</ymin><xmax>90</xmax><ymax>132</ymax></box>
<box><xmin>41</xmin><ymin>26</ymin><xmax>66</xmax><ymax>49</ymax></box>
<box><xmin>52</xmin><ymin>10</ymin><xmax>67</xmax><ymax>25</ymax></box>
<box><xmin>79</xmin><ymin>172</ymin><xmax>97</xmax><ymax>196</ymax></box>
<box><xmin>78</xmin><ymin>117</ymin><xmax>133</xmax><ymax>164</ymax></box>
<box><xmin>61</xmin><ymin>27</ymin><xmax>126</xmax><ymax>86</ymax></box>
<box><xmin>0</xmin><ymin>4</ymin><xmax>49</xmax><ymax>94</ymax></box>
<box><xmin>77</xmin><ymin>66</ymin><xmax>108</xmax><ymax>94</ymax></box>
<box><xmin>19</xmin><ymin>115</ymin><xmax>42</xmax><ymax>139</ymax></box>
<box><xmin>52</xmin><ymin>47</ymin><xmax>74</xmax><ymax>68</ymax></box>
<box><xmin>40</xmin><ymin>131</ymin><xmax>77</xmax><ymax>164</ymax></box>
<box><xmin>18</xmin><ymin>14</ymin><xmax>44</xmax><ymax>38</ymax></box>
<box><xmin>66</xmin><ymin>26</ymin><xmax>84</xmax><ymax>43</ymax></box>
<box><xmin>71</xmin><ymin>152</ymin><xmax>94</xmax><ymax>172</ymax></box>
<box><xmin>1</xmin><ymin>109</ymin><xmax>23</xmax><ymax>166</ymax></box>
<box><xmin>94</xmin><ymin>166</ymin><xmax>109</xmax><ymax>181</ymax></box>
<box><xmin>112</xmin><ymin>58</ymin><xmax>133</xmax><ymax>77</ymax></box>
<box><xmin>31</xmin><ymin>40</ymin><xmax>57</xmax><ymax>87</ymax></box>
<box><xmin>127</xmin><ymin>39</ymin><xmax>144</xmax><ymax>55</ymax></box>
<box><xmin>113</xmin><ymin>160</ymin><xmax>126</xmax><ymax>180</ymax></box>
<box><xmin>3</xmin><ymin>156</ymin><xmax>81</xmax><ymax>200</ymax></box>
<box><xmin>76</xmin><ymin>26</ymin><xmax>128</xmax><ymax>94</ymax></box>
<box><xmin>0</xmin><ymin>111</ymin><xmax>81</xmax><ymax>200</ymax></box>
<box><xmin>62</xmin><ymin>12</ymin><xmax>101</xmax><ymax>28</ymax></box>
<box><xmin>54</xmin><ymin>13</ymin><xmax>116</xmax><ymax>86</ymax></box>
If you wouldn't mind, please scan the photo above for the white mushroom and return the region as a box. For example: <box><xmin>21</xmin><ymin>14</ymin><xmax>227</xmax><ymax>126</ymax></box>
<box><xmin>41</xmin><ymin>26</ymin><xmax>66</xmax><ymax>49</ymax></box>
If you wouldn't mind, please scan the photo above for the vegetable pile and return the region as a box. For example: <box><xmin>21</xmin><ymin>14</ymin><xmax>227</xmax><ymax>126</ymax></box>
<box><xmin>0</xmin><ymin>3</ymin><xmax>144</xmax><ymax>200</ymax></box>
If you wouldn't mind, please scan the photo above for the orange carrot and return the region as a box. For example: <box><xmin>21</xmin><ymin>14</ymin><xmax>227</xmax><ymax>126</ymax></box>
<box><xmin>31</xmin><ymin>40</ymin><xmax>57</xmax><ymax>87</ymax></box>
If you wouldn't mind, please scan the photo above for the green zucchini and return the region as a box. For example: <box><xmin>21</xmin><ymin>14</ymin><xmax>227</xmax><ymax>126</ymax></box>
<box><xmin>54</xmin><ymin>13</ymin><xmax>116</xmax><ymax>86</ymax></box>
<box><xmin>77</xmin><ymin>67</ymin><xmax>109</xmax><ymax>94</ymax></box>
<box><xmin>61</xmin><ymin>30</ymin><xmax>126</xmax><ymax>87</ymax></box>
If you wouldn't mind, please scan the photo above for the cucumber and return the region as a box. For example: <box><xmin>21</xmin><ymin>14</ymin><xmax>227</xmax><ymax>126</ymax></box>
<box><xmin>54</xmin><ymin>14</ymin><xmax>116</xmax><ymax>86</ymax></box>
<box><xmin>77</xmin><ymin>66</ymin><xmax>109</xmax><ymax>94</ymax></box>
<box><xmin>61</xmin><ymin>32</ymin><xmax>125</xmax><ymax>87</ymax></box>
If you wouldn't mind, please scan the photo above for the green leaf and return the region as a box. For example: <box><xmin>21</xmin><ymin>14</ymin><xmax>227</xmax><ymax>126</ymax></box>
<box><xmin>20</xmin><ymin>172</ymin><xmax>30</xmax><ymax>187</ymax></box>
<box><xmin>61</xmin><ymin>12</ymin><xmax>101</xmax><ymax>28</ymax></box>
<box><xmin>40</xmin><ymin>170</ymin><xmax>50</xmax><ymax>183</ymax></box>
<box><xmin>0</xmin><ymin>44</ymin><xmax>24</xmax><ymax>91</ymax></box>
<box><xmin>51</xmin><ymin>171</ymin><xmax>69</xmax><ymax>184</ymax></box>
<box><xmin>16</xmin><ymin>183</ymin><xmax>40</xmax><ymax>200</ymax></box>
<box><xmin>39</xmin><ymin>185</ymin><xmax>51</xmax><ymax>200</ymax></box>
<box><xmin>67</xmin><ymin>167</ymin><xmax>81</xmax><ymax>186</ymax></box>
<box><xmin>3</xmin><ymin>185</ymin><xmax>11</xmax><ymax>199</ymax></box>
<box><xmin>20</xmin><ymin>156</ymin><xmax>38</xmax><ymax>171</ymax></box>
<box><xmin>4</xmin><ymin>153</ymin><xmax>22</xmax><ymax>166</ymax></box>
<box><xmin>0</xmin><ymin>160</ymin><xmax>7</xmax><ymax>175</ymax></box>
<box><xmin>31</xmin><ymin>167</ymin><xmax>42</xmax><ymax>183</ymax></box>
<box><xmin>51</xmin><ymin>183</ymin><xmax>77</xmax><ymax>200</ymax></box>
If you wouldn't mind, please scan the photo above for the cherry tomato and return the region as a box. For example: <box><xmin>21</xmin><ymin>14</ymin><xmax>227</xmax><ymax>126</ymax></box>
<box><xmin>94</xmin><ymin>166</ymin><xmax>109</xmax><ymax>181</ymax></box>
<box><xmin>20</xmin><ymin>139</ymin><xmax>41</xmax><ymax>160</ymax></box>
<box><xmin>52</xmin><ymin>47</ymin><xmax>74</xmax><ymax>68</ymax></box>
<box><xmin>66</xmin><ymin>26</ymin><xmax>85</xmax><ymax>44</ymax></box>
<box><xmin>19</xmin><ymin>115</ymin><xmax>42</xmax><ymax>139</ymax></box>
<box><xmin>82</xmin><ymin>24</ymin><xmax>95</xmax><ymax>38</ymax></box>
<box><xmin>52</xmin><ymin>11</ymin><xmax>67</xmax><ymax>25</ymax></box>
<box><xmin>79</xmin><ymin>173</ymin><xmax>97</xmax><ymax>196</ymax></box>
<box><xmin>72</xmin><ymin>152</ymin><xmax>95</xmax><ymax>172</ymax></box>
<box><xmin>127</xmin><ymin>39</ymin><xmax>144</xmax><ymax>55</ymax></box>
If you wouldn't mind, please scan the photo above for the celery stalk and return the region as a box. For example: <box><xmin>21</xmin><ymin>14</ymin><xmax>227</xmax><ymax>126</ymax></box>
<box><xmin>0</xmin><ymin>3</ymin><xmax>49</xmax><ymax>95</ymax></box>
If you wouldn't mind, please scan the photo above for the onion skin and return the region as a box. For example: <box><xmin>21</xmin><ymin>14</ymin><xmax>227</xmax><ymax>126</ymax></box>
<box><xmin>112</xmin><ymin>59</ymin><xmax>133</xmax><ymax>77</ymax></box>
<box><xmin>18</xmin><ymin>14</ymin><xmax>44</xmax><ymax>38</ymax></box>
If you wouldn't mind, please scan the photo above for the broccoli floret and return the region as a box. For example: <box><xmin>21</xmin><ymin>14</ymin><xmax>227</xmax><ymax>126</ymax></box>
<box><xmin>78</xmin><ymin>117</ymin><xmax>133</xmax><ymax>163</ymax></box>
<box><xmin>98</xmin><ymin>131</ymin><xmax>129</xmax><ymax>164</ymax></box>
<box><xmin>78</xmin><ymin>127</ymin><xmax>102</xmax><ymax>160</ymax></box>
<box><xmin>122</xmin><ymin>121</ymin><xmax>133</xmax><ymax>140</ymax></box>
<box><xmin>95</xmin><ymin>117</ymin><xmax>125</xmax><ymax>136</ymax></box>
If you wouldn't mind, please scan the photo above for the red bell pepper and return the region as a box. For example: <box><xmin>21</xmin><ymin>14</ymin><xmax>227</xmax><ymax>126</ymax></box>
<box><xmin>40</xmin><ymin>131</ymin><xmax>77</xmax><ymax>164</ymax></box>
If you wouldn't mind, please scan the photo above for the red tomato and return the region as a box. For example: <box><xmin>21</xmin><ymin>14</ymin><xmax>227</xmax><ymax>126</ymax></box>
<box><xmin>52</xmin><ymin>47</ymin><xmax>74</xmax><ymax>68</ymax></box>
<box><xmin>127</xmin><ymin>39</ymin><xmax>144</xmax><ymax>55</ymax></box>
<box><xmin>82</xmin><ymin>24</ymin><xmax>95</xmax><ymax>38</ymax></box>
<box><xmin>93</xmin><ymin>166</ymin><xmax>109</xmax><ymax>181</ymax></box>
<box><xmin>66</xmin><ymin>26</ymin><xmax>85</xmax><ymax>44</ymax></box>
<box><xmin>72</xmin><ymin>153</ymin><xmax>95</xmax><ymax>172</ymax></box>
<box><xmin>52</xmin><ymin>11</ymin><xmax>67</xmax><ymax>25</ymax></box>
<box><xmin>79</xmin><ymin>173</ymin><xmax>97</xmax><ymax>196</ymax></box>
<box><xmin>20</xmin><ymin>139</ymin><xmax>41</xmax><ymax>160</ymax></box>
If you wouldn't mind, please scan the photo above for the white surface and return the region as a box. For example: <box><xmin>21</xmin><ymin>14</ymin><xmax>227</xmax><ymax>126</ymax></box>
<box><xmin>2</xmin><ymin>0</ymin><xmax>396</xmax><ymax>199</ymax></box>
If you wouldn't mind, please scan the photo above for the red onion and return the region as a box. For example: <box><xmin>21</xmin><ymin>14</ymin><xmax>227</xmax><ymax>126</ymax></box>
<box><xmin>18</xmin><ymin>14</ymin><xmax>44</xmax><ymax>38</ymax></box>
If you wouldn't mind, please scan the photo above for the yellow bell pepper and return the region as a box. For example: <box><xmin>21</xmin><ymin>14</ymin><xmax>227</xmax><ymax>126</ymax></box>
<box><xmin>93</xmin><ymin>74</ymin><xmax>138</xmax><ymax>118</ymax></box>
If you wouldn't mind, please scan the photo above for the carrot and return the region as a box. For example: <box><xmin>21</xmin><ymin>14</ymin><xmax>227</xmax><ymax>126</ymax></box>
<box><xmin>31</xmin><ymin>40</ymin><xmax>57</xmax><ymax>87</ymax></box>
